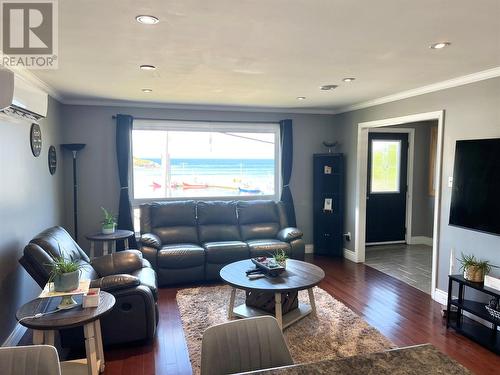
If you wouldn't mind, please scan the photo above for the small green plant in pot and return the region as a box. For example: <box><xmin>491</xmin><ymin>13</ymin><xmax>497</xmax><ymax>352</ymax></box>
<box><xmin>458</xmin><ymin>253</ymin><xmax>491</xmax><ymax>283</ymax></box>
<box><xmin>101</xmin><ymin>207</ymin><xmax>117</xmax><ymax>234</ymax></box>
<box><xmin>49</xmin><ymin>257</ymin><xmax>82</xmax><ymax>292</ymax></box>
<box><xmin>273</xmin><ymin>249</ymin><xmax>289</xmax><ymax>268</ymax></box>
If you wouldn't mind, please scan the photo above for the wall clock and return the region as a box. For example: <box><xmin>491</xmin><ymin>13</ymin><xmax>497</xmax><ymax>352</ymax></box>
<box><xmin>48</xmin><ymin>145</ymin><xmax>57</xmax><ymax>175</ymax></box>
<box><xmin>30</xmin><ymin>123</ymin><xmax>42</xmax><ymax>157</ymax></box>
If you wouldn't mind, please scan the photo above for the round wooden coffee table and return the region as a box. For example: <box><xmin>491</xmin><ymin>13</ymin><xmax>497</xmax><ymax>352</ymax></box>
<box><xmin>220</xmin><ymin>259</ymin><xmax>325</xmax><ymax>330</ymax></box>
<box><xmin>16</xmin><ymin>291</ymin><xmax>115</xmax><ymax>375</ymax></box>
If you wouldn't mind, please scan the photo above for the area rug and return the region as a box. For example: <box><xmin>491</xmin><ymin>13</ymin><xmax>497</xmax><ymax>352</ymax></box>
<box><xmin>176</xmin><ymin>285</ymin><xmax>395</xmax><ymax>373</ymax></box>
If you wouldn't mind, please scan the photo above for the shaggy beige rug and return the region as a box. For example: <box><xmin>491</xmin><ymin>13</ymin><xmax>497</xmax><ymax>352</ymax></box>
<box><xmin>176</xmin><ymin>285</ymin><xmax>395</xmax><ymax>373</ymax></box>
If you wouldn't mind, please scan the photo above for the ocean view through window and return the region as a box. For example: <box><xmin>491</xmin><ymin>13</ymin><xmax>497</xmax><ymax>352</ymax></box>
<box><xmin>131</xmin><ymin>120</ymin><xmax>280</xmax><ymax>202</ymax></box>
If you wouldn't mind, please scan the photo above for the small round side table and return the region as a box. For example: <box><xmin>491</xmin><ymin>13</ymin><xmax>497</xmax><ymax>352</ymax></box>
<box><xmin>85</xmin><ymin>230</ymin><xmax>134</xmax><ymax>258</ymax></box>
<box><xmin>16</xmin><ymin>291</ymin><xmax>115</xmax><ymax>375</ymax></box>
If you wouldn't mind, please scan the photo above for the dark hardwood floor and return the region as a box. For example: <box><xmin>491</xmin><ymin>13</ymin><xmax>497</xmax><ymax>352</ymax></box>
<box><xmin>100</xmin><ymin>256</ymin><xmax>499</xmax><ymax>374</ymax></box>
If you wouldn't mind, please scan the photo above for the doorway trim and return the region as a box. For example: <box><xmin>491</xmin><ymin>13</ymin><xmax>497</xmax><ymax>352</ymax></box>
<box><xmin>366</xmin><ymin>127</ymin><xmax>415</xmax><ymax>246</ymax></box>
<box><xmin>353</xmin><ymin>111</ymin><xmax>445</xmax><ymax>300</ymax></box>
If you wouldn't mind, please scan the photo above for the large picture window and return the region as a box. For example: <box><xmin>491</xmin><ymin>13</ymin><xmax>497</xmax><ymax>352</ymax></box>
<box><xmin>131</xmin><ymin>120</ymin><xmax>280</xmax><ymax>202</ymax></box>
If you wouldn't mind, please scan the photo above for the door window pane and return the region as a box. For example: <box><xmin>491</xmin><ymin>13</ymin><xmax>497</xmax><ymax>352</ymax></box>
<box><xmin>371</xmin><ymin>140</ymin><xmax>401</xmax><ymax>193</ymax></box>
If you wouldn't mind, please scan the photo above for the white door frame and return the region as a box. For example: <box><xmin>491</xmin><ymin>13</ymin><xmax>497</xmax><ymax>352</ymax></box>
<box><xmin>353</xmin><ymin>111</ymin><xmax>445</xmax><ymax>300</ymax></box>
<box><xmin>366</xmin><ymin>127</ymin><xmax>415</xmax><ymax>246</ymax></box>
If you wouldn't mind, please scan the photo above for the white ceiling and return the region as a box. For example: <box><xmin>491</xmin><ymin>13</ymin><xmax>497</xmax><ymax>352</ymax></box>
<box><xmin>32</xmin><ymin>0</ymin><xmax>500</xmax><ymax>111</ymax></box>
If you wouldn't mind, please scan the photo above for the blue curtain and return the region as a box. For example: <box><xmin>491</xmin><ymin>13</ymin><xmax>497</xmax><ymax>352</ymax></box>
<box><xmin>279</xmin><ymin>119</ymin><xmax>297</xmax><ymax>227</ymax></box>
<box><xmin>116</xmin><ymin>114</ymin><xmax>138</xmax><ymax>250</ymax></box>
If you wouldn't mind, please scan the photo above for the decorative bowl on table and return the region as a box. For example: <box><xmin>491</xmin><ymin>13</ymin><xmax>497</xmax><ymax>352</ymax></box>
<box><xmin>251</xmin><ymin>257</ymin><xmax>286</xmax><ymax>277</ymax></box>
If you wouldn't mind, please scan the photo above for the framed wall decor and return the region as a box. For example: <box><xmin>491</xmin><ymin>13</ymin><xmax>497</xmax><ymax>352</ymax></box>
<box><xmin>48</xmin><ymin>145</ymin><xmax>57</xmax><ymax>175</ymax></box>
<box><xmin>30</xmin><ymin>123</ymin><xmax>42</xmax><ymax>157</ymax></box>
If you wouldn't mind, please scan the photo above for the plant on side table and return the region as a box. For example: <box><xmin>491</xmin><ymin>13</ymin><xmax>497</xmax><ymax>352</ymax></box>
<box><xmin>458</xmin><ymin>253</ymin><xmax>491</xmax><ymax>282</ymax></box>
<box><xmin>101</xmin><ymin>207</ymin><xmax>117</xmax><ymax>234</ymax></box>
<box><xmin>49</xmin><ymin>257</ymin><xmax>82</xmax><ymax>292</ymax></box>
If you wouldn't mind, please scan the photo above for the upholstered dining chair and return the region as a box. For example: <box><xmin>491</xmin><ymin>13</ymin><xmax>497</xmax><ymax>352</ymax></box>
<box><xmin>200</xmin><ymin>316</ymin><xmax>293</xmax><ymax>375</ymax></box>
<box><xmin>0</xmin><ymin>345</ymin><xmax>61</xmax><ymax>375</ymax></box>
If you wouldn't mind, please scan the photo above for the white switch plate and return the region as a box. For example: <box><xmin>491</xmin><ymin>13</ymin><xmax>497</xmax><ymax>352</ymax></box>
<box><xmin>448</xmin><ymin>176</ymin><xmax>453</xmax><ymax>187</ymax></box>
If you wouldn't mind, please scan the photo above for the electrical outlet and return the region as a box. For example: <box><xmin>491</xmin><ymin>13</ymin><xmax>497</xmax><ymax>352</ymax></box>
<box><xmin>448</xmin><ymin>176</ymin><xmax>453</xmax><ymax>188</ymax></box>
<box><xmin>344</xmin><ymin>232</ymin><xmax>351</xmax><ymax>241</ymax></box>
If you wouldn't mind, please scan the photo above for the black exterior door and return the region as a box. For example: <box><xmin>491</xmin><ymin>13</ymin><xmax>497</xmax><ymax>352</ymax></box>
<box><xmin>366</xmin><ymin>132</ymin><xmax>408</xmax><ymax>244</ymax></box>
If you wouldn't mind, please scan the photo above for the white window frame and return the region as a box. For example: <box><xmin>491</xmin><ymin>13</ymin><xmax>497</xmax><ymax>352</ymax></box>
<box><xmin>130</xmin><ymin>119</ymin><xmax>281</xmax><ymax>206</ymax></box>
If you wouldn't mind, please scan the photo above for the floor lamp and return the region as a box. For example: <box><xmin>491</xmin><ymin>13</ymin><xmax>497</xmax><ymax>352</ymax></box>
<box><xmin>61</xmin><ymin>143</ymin><xmax>86</xmax><ymax>242</ymax></box>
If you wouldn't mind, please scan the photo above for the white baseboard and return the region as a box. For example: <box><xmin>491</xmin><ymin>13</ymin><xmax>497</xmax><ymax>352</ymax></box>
<box><xmin>1</xmin><ymin>323</ymin><xmax>27</xmax><ymax>347</ymax></box>
<box><xmin>305</xmin><ymin>244</ymin><xmax>314</xmax><ymax>254</ymax></box>
<box><xmin>409</xmin><ymin>236</ymin><xmax>433</xmax><ymax>246</ymax></box>
<box><xmin>343</xmin><ymin>248</ymin><xmax>360</xmax><ymax>262</ymax></box>
<box><xmin>433</xmin><ymin>288</ymin><xmax>499</xmax><ymax>331</ymax></box>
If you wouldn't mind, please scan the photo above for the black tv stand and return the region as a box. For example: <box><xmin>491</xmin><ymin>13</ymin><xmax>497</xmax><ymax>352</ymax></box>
<box><xmin>446</xmin><ymin>274</ymin><xmax>500</xmax><ymax>354</ymax></box>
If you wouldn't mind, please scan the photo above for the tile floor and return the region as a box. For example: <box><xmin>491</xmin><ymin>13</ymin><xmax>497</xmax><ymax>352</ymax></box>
<box><xmin>365</xmin><ymin>243</ymin><xmax>432</xmax><ymax>294</ymax></box>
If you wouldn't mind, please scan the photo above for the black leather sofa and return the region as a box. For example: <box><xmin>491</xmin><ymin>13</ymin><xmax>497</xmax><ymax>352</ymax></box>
<box><xmin>140</xmin><ymin>200</ymin><xmax>305</xmax><ymax>286</ymax></box>
<box><xmin>19</xmin><ymin>226</ymin><xmax>158</xmax><ymax>346</ymax></box>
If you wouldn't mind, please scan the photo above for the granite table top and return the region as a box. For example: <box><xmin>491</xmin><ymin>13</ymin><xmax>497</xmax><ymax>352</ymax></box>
<box><xmin>237</xmin><ymin>344</ymin><xmax>472</xmax><ymax>375</ymax></box>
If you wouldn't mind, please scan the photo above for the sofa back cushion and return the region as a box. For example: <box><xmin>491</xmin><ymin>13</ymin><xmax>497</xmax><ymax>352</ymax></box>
<box><xmin>150</xmin><ymin>201</ymin><xmax>198</xmax><ymax>244</ymax></box>
<box><xmin>237</xmin><ymin>200</ymin><xmax>280</xmax><ymax>240</ymax></box>
<box><xmin>197</xmin><ymin>201</ymin><xmax>240</xmax><ymax>243</ymax></box>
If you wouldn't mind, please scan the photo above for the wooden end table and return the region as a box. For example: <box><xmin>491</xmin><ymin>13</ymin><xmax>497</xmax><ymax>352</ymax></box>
<box><xmin>220</xmin><ymin>259</ymin><xmax>325</xmax><ymax>330</ymax></box>
<box><xmin>16</xmin><ymin>291</ymin><xmax>115</xmax><ymax>375</ymax></box>
<box><xmin>85</xmin><ymin>230</ymin><xmax>134</xmax><ymax>258</ymax></box>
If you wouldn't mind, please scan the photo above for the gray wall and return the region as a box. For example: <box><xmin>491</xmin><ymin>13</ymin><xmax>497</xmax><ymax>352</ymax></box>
<box><xmin>0</xmin><ymin>97</ymin><xmax>64</xmax><ymax>343</ymax></box>
<box><xmin>385</xmin><ymin>121</ymin><xmax>435</xmax><ymax>238</ymax></box>
<box><xmin>335</xmin><ymin>77</ymin><xmax>500</xmax><ymax>291</ymax></box>
<box><xmin>61</xmin><ymin>105</ymin><xmax>336</xmax><ymax>250</ymax></box>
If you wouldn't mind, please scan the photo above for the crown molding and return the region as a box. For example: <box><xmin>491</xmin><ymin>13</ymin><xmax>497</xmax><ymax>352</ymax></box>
<box><xmin>60</xmin><ymin>98</ymin><xmax>338</xmax><ymax>115</ymax></box>
<box><xmin>333</xmin><ymin>66</ymin><xmax>500</xmax><ymax>114</ymax></box>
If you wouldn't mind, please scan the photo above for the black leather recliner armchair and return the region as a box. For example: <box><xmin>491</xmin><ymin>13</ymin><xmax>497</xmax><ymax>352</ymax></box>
<box><xmin>19</xmin><ymin>226</ymin><xmax>158</xmax><ymax>346</ymax></box>
<box><xmin>140</xmin><ymin>200</ymin><xmax>305</xmax><ymax>286</ymax></box>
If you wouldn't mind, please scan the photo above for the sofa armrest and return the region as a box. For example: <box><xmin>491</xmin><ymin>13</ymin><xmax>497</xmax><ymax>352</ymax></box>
<box><xmin>91</xmin><ymin>250</ymin><xmax>143</xmax><ymax>277</ymax></box>
<box><xmin>277</xmin><ymin>227</ymin><xmax>303</xmax><ymax>243</ymax></box>
<box><xmin>140</xmin><ymin>233</ymin><xmax>162</xmax><ymax>250</ymax></box>
<box><xmin>90</xmin><ymin>274</ymin><xmax>140</xmax><ymax>292</ymax></box>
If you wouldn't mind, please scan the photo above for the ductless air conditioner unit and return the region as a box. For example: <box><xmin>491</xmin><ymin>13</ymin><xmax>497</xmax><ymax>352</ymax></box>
<box><xmin>0</xmin><ymin>69</ymin><xmax>48</xmax><ymax>121</ymax></box>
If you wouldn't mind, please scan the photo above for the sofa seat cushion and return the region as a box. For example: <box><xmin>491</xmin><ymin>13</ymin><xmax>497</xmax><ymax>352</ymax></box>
<box><xmin>203</xmin><ymin>241</ymin><xmax>249</xmax><ymax>264</ymax></box>
<box><xmin>246</xmin><ymin>239</ymin><xmax>291</xmax><ymax>258</ymax></box>
<box><xmin>158</xmin><ymin>244</ymin><xmax>205</xmax><ymax>269</ymax></box>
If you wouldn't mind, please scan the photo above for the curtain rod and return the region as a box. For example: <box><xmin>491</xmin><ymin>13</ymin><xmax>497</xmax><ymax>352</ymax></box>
<box><xmin>112</xmin><ymin>115</ymin><xmax>280</xmax><ymax>125</ymax></box>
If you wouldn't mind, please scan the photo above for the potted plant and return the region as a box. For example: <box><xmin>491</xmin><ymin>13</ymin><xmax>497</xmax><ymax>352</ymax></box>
<box><xmin>101</xmin><ymin>207</ymin><xmax>117</xmax><ymax>234</ymax></box>
<box><xmin>49</xmin><ymin>257</ymin><xmax>82</xmax><ymax>292</ymax></box>
<box><xmin>458</xmin><ymin>253</ymin><xmax>491</xmax><ymax>282</ymax></box>
<box><xmin>273</xmin><ymin>249</ymin><xmax>289</xmax><ymax>268</ymax></box>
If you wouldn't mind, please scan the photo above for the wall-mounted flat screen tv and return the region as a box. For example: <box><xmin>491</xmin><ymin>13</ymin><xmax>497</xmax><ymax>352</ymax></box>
<box><xmin>449</xmin><ymin>138</ymin><xmax>500</xmax><ymax>236</ymax></box>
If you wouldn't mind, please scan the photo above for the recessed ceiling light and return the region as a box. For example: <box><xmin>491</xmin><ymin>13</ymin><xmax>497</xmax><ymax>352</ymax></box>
<box><xmin>342</xmin><ymin>77</ymin><xmax>355</xmax><ymax>82</ymax></box>
<box><xmin>136</xmin><ymin>15</ymin><xmax>159</xmax><ymax>25</ymax></box>
<box><xmin>320</xmin><ymin>84</ymin><xmax>338</xmax><ymax>91</ymax></box>
<box><xmin>140</xmin><ymin>64</ymin><xmax>156</xmax><ymax>70</ymax></box>
<box><xmin>142</xmin><ymin>88</ymin><xmax>153</xmax><ymax>93</ymax></box>
<box><xmin>430</xmin><ymin>42</ymin><xmax>451</xmax><ymax>49</ymax></box>
<box><xmin>296</xmin><ymin>96</ymin><xmax>306</xmax><ymax>100</ymax></box>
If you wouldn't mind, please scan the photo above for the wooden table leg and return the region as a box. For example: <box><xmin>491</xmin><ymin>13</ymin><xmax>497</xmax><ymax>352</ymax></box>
<box><xmin>228</xmin><ymin>288</ymin><xmax>236</xmax><ymax>319</ymax></box>
<box><xmin>84</xmin><ymin>322</ymin><xmax>99</xmax><ymax>375</ymax></box>
<box><xmin>308</xmin><ymin>288</ymin><xmax>317</xmax><ymax>315</ymax></box>
<box><xmin>33</xmin><ymin>329</ymin><xmax>44</xmax><ymax>345</ymax></box>
<box><xmin>124</xmin><ymin>238</ymin><xmax>129</xmax><ymax>250</ymax></box>
<box><xmin>94</xmin><ymin>320</ymin><xmax>105</xmax><ymax>373</ymax></box>
<box><xmin>102</xmin><ymin>242</ymin><xmax>109</xmax><ymax>256</ymax></box>
<box><xmin>111</xmin><ymin>241</ymin><xmax>116</xmax><ymax>253</ymax></box>
<box><xmin>275</xmin><ymin>292</ymin><xmax>283</xmax><ymax>330</ymax></box>
<box><xmin>44</xmin><ymin>330</ymin><xmax>55</xmax><ymax>346</ymax></box>
<box><xmin>90</xmin><ymin>241</ymin><xmax>95</xmax><ymax>259</ymax></box>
